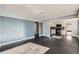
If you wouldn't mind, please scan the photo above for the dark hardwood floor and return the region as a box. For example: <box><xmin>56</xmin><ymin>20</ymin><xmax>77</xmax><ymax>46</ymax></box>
<box><xmin>0</xmin><ymin>35</ymin><xmax>79</xmax><ymax>54</ymax></box>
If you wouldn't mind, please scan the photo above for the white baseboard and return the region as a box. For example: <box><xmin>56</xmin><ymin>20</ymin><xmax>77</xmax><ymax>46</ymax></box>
<box><xmin>39</xmin><ymin>34</ymin><xmax>43</xmax><ymax>36</ymax></box>
<box><xmin>0</xmin><ymin>36</ymin><xmax>34</xmax><ymax>46</ymax></box>
<box><xmin>0</xmin><ymin>35</ymin><xmax>44</xmax><ymax>47</ymax></box>
<box><xmin>42</xmin><ymin>34</ymin><xmax>50</xmax><ymax>38</ymax></box>
<box><xmin>72</xmin><ymin>35</ymin><xmax>79</xmax><ymax>38</ymax></box>
<box><xmin>0</xmin><ymin>35</ymin><xmax>43</xmax><ymax>47</ymax></box>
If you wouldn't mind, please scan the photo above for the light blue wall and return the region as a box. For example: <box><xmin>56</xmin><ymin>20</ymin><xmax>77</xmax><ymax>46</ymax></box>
<box><xmin>0</xmin><ymin>16</ymin><xmax>2</xmax><ymax>44</ymax></box>
<box><xmin>1</xmin><ymin>16</ymin><xmax>34</xmax><ymax>44</ymax></box>
<box><xmin>24</xmin><ymin>21</ymin><xmax>34</xmax><ymax>37</ymax></box>
<box><xmin>78</xmin><ymin>21</ymin><xmax>79</xmax><ymax>30</ymax></box>
<box><xmin>39</xmin><ymin>23</ymin><xmax>43</xmax><ymax>35</ymax></box>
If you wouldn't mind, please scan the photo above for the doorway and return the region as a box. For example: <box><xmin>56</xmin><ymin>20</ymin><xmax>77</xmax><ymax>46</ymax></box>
<box><xmin>34</xmin><ymin>22</ymin><xmax>39</xmax><ymax>39</ymax></box>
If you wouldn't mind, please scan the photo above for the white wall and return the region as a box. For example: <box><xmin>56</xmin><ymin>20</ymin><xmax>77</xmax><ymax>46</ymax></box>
<box><xmin>62</xmin><ymin>18</ymin><xmax>78</xmax><ymax>36</ymax></box>
<box><xmin>50</xmin><ymin>18</ymin><xmax>78</xmax><ymax>36</ymax></box>
<box><xmin>42</xmin><ymin>20</ymin><xmax>50</xmax><ymax>37</ymax></box>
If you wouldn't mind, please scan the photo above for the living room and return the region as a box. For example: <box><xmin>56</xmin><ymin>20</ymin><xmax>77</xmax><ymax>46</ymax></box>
<box><xmin>0</xmin><ymin>4</ymin><xmax>79</xmax><ymax>54</ymax></box>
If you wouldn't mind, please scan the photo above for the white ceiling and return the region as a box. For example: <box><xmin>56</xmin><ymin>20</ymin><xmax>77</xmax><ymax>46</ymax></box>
<box><xmin>0</xmin><ymin>4</ymin><xmax>79</xmax><ymax>21</ymax></box>
<box><xmin>24</xmin><ymin>4</ymin><xmax>79</xmax><ymax>19</ymax></box>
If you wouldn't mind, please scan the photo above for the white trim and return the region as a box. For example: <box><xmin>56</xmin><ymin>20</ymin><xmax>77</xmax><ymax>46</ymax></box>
<box><xmin>39</xmin><ymin>34</ymin><xmax>43</xmax><ymax>36</ymax></box>
<box><xmin>42</xmin><ymin>34</ymin><xmax>50</xmax><ymax>38</ymax></box>
<box><xmin>0</xmin><ymin>35</ymin><xmax>43</xmax><ymax>47</ymax></box>
<box><xmin>0</xmin><ymin>36</ymin><xmax>34</xmax><ymax>46</ymax></box>
<box><xmin>72</xmin><ymin>35</ymin><xmax>79</xmax><ymax>38</ymax></box>
<box><xmin>0</xmin><ymin>14</ymin><xmax>1</xmax><ymax>16</ymax></box>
